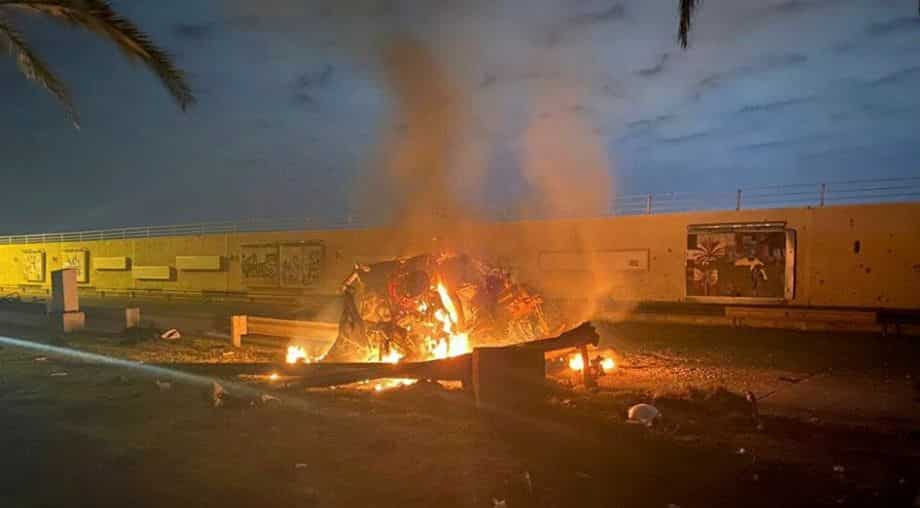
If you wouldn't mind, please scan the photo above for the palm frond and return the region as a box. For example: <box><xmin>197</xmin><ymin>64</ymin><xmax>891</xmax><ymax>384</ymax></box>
<box><xmin>0</xmin><ymin>13</ymin><xmax>78</xmax><ymax>125</ymax></box>
<box><xmin>2</xmin><ymin>0</ymin><xmax>194</xmax><ymax>110</ymax></box>
<box><xmin>678</xmin><ymin>0</ymin><xmax>701</xmax><ymax>49</ymax></box>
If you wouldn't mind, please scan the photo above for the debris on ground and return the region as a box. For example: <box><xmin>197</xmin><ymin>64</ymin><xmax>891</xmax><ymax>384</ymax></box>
<box><xmin>627</xmin><ymin>403</ymin><xmax>661</xmax><ymax>425</ymax></box>
<box><xmin>492</xmin><ymin>499</ymin><xmax>507</xmax><ymax>508</ymax></box>
<box><xmin>833</xmin><ymin>465</ymin><xmax>845</xmax><ymax>473</ymax></box>
<box><xmin>155</xmin><ymin>380</ymin><xmax>172</xmax><ymax>391</ymax></box>
<box><xmin>259</xmin><ymin>393</ymin><xmax>280</xmax><ymax>404</ymax></box>
<box><xmin>34</xmin><ymin>356</ymin><xmax>48</xmax><ymax>362</ymax></box>
<box><xmin>160</xmin><ymin>328</ymin><xmax>181</xmax><ymax>341</ymax></box>
<box><xmin>49</xmin><ymin>371</ymin><xmax>68</xmax><ymax>377</ymax></box>
<box><xmin>295</xmin><ymin>463</ymin><xmax>307</xmax><ymax>470</ymax></box>
<box><xmin>210</xmin><ymin>381</ymin><xmax>225</xmax><ymax>407</ymax></box>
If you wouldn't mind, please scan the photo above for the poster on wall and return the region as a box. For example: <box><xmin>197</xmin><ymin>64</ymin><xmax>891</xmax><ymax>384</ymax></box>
<box><xmin>63</xmin><ymin>250</ymin><xmax>89</xmax><ymax>283</ymax></box>
<box><xmin>279</xmin><ymin>243</ymin><xmax>325</xmax><ymax>288</ymax></box>
<box><xmin>686</xmin><ymin>224</ymin><xmax>794</xmax><ymax>300</ymax></box>
<box><xmin>241</xmin><ymin>244</ymin><xmax>279</xmax><ymax>287</ymax></box>
<box><xmin>22</xmin><ymin>250</ymin><xmax>45</xmax><ymax>283</ymax></box>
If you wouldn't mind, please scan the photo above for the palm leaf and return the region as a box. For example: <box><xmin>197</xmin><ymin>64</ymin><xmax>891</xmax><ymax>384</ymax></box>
<box><xmin>0</xmin><ymin>13</ymin><xmax>78</xmax><ymax>125</ymax></box>
<box><xmin>1</xmin><ymin>0</ymin><xmax>194</xmax><ymax>110</ymax></box>
<box><xmin>678</xmin><ymin>0</ymin><xmax>700</xmax><ymax>49</ymax></box>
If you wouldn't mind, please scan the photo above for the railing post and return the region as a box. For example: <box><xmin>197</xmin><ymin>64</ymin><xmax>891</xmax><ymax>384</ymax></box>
<box><xmin>819</xmin><ymin>183</ymin><xmax>826</xmax><ymax>207</ymax></box>
<box><xmin>645</xmin><ymin>194</ymin><xmax>653</xmax><ymax>215</ymax></box>
<box><xmin>736</xmin><ymin>189</ymin><xmax>742</xmax><ymax>211</ymax></box>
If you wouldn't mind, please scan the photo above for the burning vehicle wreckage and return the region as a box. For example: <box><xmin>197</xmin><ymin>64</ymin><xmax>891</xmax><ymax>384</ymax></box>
<box><xmin>182</xmin><ymin>253</ymin><xmax>615</xmax><ymax>401</ymax></box>
<box><xmin>323</xmin><ymin>253</ymin><xmax>551</xmax><ymax>364</ymax></box>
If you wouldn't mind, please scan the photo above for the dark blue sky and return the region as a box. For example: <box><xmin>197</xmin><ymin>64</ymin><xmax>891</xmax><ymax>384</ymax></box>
<box><xmin>0</xmin><ymin>0</ymin><xmax>918</xmax><ymax>234</ymax></box>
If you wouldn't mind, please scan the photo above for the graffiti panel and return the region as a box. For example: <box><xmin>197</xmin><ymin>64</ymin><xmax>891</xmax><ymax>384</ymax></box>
<box><xmin>280</xmin><ymin>243</ymin><xmax>324</xmax><ymax>288</ymax></box>
<box><xmin>63</xmin><ymin>250</ymin><xmax>89</xmax><ymax>283</ymax></box>
<box><xmin>686</xmin><ymin>228</ymin><xmax>788</xmax><ymax>299</ymax></box>
<box><xmin>22</xmin><ymin>250</ymin><xmax>45</xmax><ymax>283</ymax></box>
<box><xmin>241</xmin><ymin>244</ymin><xmax>279</xmax><ymax>287</ymax></box>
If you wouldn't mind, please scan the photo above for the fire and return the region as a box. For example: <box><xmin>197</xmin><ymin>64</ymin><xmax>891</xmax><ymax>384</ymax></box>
<box><xmin>381</xmin><ymin>349</ymin><xmax>403</xmax><ymax>364</ymax></box>
<box><xmin>428</xmin><ymin>281</ymin><xmax>471</xmax><ymax>359</ymax></box>
<box><xmin>568</xmin><ymin>353</ymin><xmax>584</xmax><ymax>371</ymax></box>
<box><xmin>286</xmin><ymin>345</ymin><xmax>309</xmax><ymax>364</ymax></box>
<box><xmin>269</xmin><ymin>372</ymin><xmax>280</xmax><ymax>381</ymax></box>
<box><xmin>374</xmin><ymin>378</ymin><xmax>416</xmax><ymax>392</ymax></box>
<box><xmin>601</xmin><ymin>357</ymin><xmax>616</xmax><ymax>372</ymax></box>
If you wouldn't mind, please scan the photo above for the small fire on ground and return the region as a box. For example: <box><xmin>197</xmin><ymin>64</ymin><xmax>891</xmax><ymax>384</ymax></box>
<box><xmin>568</xmin><ymin>352</ymin><xmax>617</xmax><ymax>374</ymax></box>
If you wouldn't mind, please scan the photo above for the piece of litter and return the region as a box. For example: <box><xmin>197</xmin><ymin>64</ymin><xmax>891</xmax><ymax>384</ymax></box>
<box><xmin>50</xmin><ymin>372</ymin><xmax>68</xmax><ymax>377</ymax></box>
<box><xmin>155</xmin><ymin>380</ymin><xmax>172</xmax><ymax>391</ymax></box>
<box><xmin>260</xmin><ymin>393</ymin><xmax>280</xmax><ymax>404</ymax></box>
<box><xmin>160</xmin><ymin>328</ymin><xmax>181</xmax><ymax>340</ymax></box>
<box><xmin>295</xmin><ymin>463</ymin><xmax>307</xmax><ymax>469</ymax></box>
<box><xmin>211</xmin><ymin>381</ymin><xmax>225</xmax><ymax>407</ymax></box>
<box><xmin>34</xmin><ymin>356</ymin><xmax>48</xmax><ymax>362</ymax></box>
<box><xmin>737</xmin><ymin>448</ymin><xmax>747</xmax><ymax>455</ymax></box>
<box><xmin>833</xmin><ymin>465</ymin><xmax>845</xmax><ymax>473</ymax></box>
<box><xmin>492</xmin><ymin>499</ymin><xmax>506</xmax><ymax>508</ymax></box>
<box><xmin>627</xmin><ymin>403</ymin><xmax>661</xmax><ymax>425</ymax></box>
<box><xmin>523</xmin><ymin>471</ymin><xmax>533</xmax><ymax>494</ymax></box>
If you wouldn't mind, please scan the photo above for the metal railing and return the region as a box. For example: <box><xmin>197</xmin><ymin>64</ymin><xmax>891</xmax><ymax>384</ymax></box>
<box><xmin>1</xmin><ymin>176</ymin><xmax>918</xmax><ymax>244</ymax></box>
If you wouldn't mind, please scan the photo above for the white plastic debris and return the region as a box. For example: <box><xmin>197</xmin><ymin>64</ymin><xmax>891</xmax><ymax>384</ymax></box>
<box><xmin>50</xmin><ymin>371</ymin><xmax>68</xmax><ymax>377</ymax></box>
<box><xmin>627</xmin><ymin>403</ymin><xmax>661</xmax><ymax>425</ymax></box>
<box><xmin>34</xmin><ymin>356</ymin><xmax>48</xmax><ymax>362</ymax></box>
<box><xmin>160</xmin><ymin>328</ymin><xmax>181</xmax><ymax>340</ymax></box>
<box><xmin>492</xmin><ymin>499</ymin><xmax>507</xmax><ymax>508</ymax></box>
<box><xmin>260</xmin><ymin>393</ymin><xmax>280</xmax><ymax>404</ymax></box>
<box><xmin>211</xmin><ymin>381</ymin><xmax>225</xmax><ymax>407</ymax></box>
<box><xmin>155</xmin><ymin>380</ymin><xmax>172</xmax><ymax>391</ymax></box>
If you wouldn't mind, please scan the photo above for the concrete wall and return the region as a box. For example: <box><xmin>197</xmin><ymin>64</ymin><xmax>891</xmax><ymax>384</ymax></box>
<box><xmin>1</xmin><ymin>202</ymin><xmax>918</xmax><ymax>309</ymax></box>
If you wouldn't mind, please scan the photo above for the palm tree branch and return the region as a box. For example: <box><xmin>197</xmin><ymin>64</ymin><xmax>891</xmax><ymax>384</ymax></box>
<box><xmin>678</xmin><ymin>0</ymin><xmax>700</xmax><ymax>49</ymax></box>
<box><xmin>0</xmin><ymin>13</ymin><xmax>78</xmax><ymax>125</ymax></box>
<box><xmin>1</xmin><ymin>0</ymin><xmax>194</xmax><ymax>110</ymax></box>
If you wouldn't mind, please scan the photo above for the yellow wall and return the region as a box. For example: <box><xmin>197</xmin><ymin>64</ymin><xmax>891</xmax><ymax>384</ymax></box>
<box><xmin>1</xmin><ymin>202</ymin><xmax>918</xmax><ymax>309</ymax></box>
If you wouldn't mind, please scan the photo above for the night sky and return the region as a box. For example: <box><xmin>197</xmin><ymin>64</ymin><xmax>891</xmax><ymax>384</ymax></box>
<box><xmin>0</xmin><ymin>0</ymin><xmax>917</xmax><ymax>234</ymax></box>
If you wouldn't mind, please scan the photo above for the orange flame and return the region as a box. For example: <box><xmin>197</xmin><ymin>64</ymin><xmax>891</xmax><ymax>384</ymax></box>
<box><xmin>430</xmin><ymin>281</ymin><xmax>471</xmax><ymax>359</ymax></box>
<box><xmin>286</xmin><ymin>345</ymin><xmax>309</xmax><ymax>364</ymax></box>
<box><xmin>568</xmin><ymin>354</ymin><xmax>584</xmax><ymax>371</ymax></box>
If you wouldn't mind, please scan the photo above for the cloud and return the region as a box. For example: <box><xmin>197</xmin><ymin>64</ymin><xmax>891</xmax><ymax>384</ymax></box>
<box><xmin>735</xmin><ymin>96</ymin><xmax>816</xmax><ymax>115</ymax></box>
<box><xmin>866</xmin><ymin>16</ymin><xmax>920</xmax><ymax>37</ymax></box>
<box><xmin>173</xmin><ymin>23</ymin><xmax>214</xmax><ymax>41</ymax></box>
<box><xmin>637</xmin><ymin>53</ymin><xmax>669</xmax><ymax>77</ymax></box>
<box><xmin>865</xmin><ymin>66</ymin><xmax>920</xmax><ymax>87</ymax></box>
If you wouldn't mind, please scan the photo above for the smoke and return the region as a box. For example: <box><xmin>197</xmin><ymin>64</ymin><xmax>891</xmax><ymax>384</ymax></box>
<box><xmin>221</xmin><ymin>1</ymin><xmax>624</xmax><ymax>321</ymax></box>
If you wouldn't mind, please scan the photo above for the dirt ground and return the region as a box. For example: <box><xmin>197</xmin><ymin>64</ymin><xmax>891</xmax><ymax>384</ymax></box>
<box><xmin>1</xmin><ymin>321</ymin><xmax>919</xmax><ymax>508</ymax></box>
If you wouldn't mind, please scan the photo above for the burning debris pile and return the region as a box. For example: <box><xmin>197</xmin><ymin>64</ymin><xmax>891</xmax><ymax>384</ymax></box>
<box><xmin>322</xmin><ymin>253</ymin><xmax>548</xmax><ymax>363</ymax></box>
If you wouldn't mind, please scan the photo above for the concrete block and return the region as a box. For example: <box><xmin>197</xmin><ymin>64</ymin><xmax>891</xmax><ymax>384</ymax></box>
<box><xmin>472</xmin><ymin>347</ymin><xmax>547</xmax><ymax>411</ymax></box>
<box><xmin>50</xmin><ymin>268</ymin><xmax>79</xmax><ymax>313</ymax></box>
<box><xmin>50</xmin><ymin>312</ymin><xmax>85</xmax><ymax>333</ymax></box>
<box><xmin>125</xmin><ymin>307</ymin><xmax>141</xmax><ymax>328</ymax></box>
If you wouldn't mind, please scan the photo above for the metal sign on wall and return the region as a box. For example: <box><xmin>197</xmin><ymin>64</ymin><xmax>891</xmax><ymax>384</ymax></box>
<box><xmin>686</xmin><ymin>222</ymin><xmax>795</xmax><ymax>303</ymax></box>
<box><xmin>63</xmin><ymin>249</ymin><xmax>89</xmax><ymax>283</ymax></box>
<box><xmin>21</xmin><ymin>250</ymin><xmax>45</xmax><ymax>283</ymax></box>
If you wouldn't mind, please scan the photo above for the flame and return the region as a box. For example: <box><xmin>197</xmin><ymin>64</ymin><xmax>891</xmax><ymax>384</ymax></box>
<box><xmin>428</xmin><ymin>281</ymin><xmax>471</xmax><ymax>359</ymax></box>
<box><xmin>381</xmin><ymin>349</ymin><xmax>403</xmax><ymax>364</ymax></box>
<box><xmin>374</xmin><ymin>378</ymin><xmax>417</xmax><ymax>392</ymax></box>
<box><xmin>286</xmin><ymin>345</ymin><xmax>309</xmax><ymax>364</ymax></box>
<box><xmin>601</xmin><ymin>357</ymin><xmax>616</xmax><ymax>372</ymax></box>
<box><xmin>268</xmin><ymin>372</ymin><xmax>280</xmax><ymax>381</ymax></box>
<box><xmin>568</xmin><ymin>354</ymin><xmax>584</xmax><ymax>371</ymax></box>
